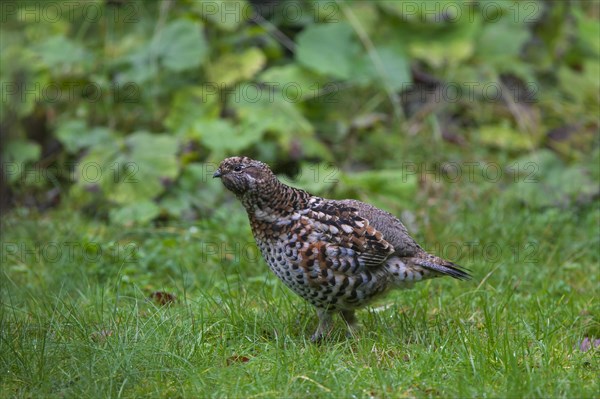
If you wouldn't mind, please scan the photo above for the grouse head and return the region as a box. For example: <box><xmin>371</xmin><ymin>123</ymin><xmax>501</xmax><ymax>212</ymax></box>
<box><xmin>213</xmin><ymin>156</ymin><xmax>276</xmax><ymax>197</ymax></box>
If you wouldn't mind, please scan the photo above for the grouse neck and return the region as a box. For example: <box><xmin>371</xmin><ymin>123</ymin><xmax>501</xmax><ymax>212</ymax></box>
<box><xmin>241</xmin><ymin>178</ymin><xmax>312</xmax><ymax>216</ymax></box>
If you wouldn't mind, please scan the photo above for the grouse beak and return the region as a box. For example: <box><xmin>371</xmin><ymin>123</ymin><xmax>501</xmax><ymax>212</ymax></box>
<box><xmin>213</xmin><ymin>168</ymin><xmax>222</xmax><ymax>178</ymax></box>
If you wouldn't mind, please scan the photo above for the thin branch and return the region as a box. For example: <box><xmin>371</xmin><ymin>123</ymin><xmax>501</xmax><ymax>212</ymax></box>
<box><xmin>250</xmin><ymin>12</ymin><xmax>296</xmax><ymax>53</ymax></box>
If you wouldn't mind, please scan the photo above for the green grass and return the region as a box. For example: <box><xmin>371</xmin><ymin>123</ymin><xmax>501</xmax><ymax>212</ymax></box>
<box><xmin>1</xmin><ymin>194</ymin><xmax>599</xmax><ymax>398</ymax></box>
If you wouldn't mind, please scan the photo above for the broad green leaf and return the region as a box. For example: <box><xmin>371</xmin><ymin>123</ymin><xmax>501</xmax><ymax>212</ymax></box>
<box><xmin>156</xmin><ymin>19</ymin><xmax>208</xmax><ymax>72</ymax></box>
<box><xmin>558</xmin><ymin>61</ymin><xmax>600</xmax><ymax>106</ymax></box>
<box><xmin>117</xmin><ymin>19</ymin><xmax>207</xmax><ymax>83</ymax></box>
<box><xmin>296</xmin><ymin>136</ymin><xmax>334</xmax><ymax>161</ymax></box>
<box><xmin>2</xmin><ymin>139</ymin><xmax>41</xmax><ymax>183</ymax></box>
<box><xmin>232</xmin><ymin>84</ymin><xmax>314</xmax><ymax>142</ymax></box>
<box><xmin>191</xmin><ymin>118</ymin><xmax>263</xmax><ymax>155</ymax></box>
<box><xmin>109</xmin><ymin>201</ymin><xmax>161</xmax><ymax>226</ymax></box>
<box><xmin>573</xmin><ymin>8</ymin><xmax>600</xmax><ymax>55</ymax></box>
<box><xmin>56</xmin><ymin>120</ymin><xmax>114</xmax><ymax>153</ymax></box>
<box><xmin>74</xmin><ymin>139</ymin><xmax>120</xmax><ymax>187</ymax></box>
<box><xmin>372</xmin><ymin>47</ymin><xmax>411</xmax><ymax>91</ymax></box>
<box><xmin>109</xmin><ymin>132</ymin><xmax>179</xmax><ymax>204</ymax></box>
<box><xmin>76</xmin><ymin>132</ymin><xmax>179</xmax><ymax>204</ymax></box>
<box><xmin>207</xmin><ymin>47</ymin><xmax>266</xmax><ymax>86</ymax></box>
<box><xmin>116</xmin><ymin>47</ymin><xmax>159</xmax><ymax>85</ymax></box>
<box><xmin>296</xmin><ymin>22</ymin><xmax>360</xmax><ymax>79</ymax></box>
<box><xmin>194</xmin><ymin>0</ymin><xmax>250</xmax><ymax>32</ymax></box>
<box><xmin>33</xmin><ymin>35</ymin><xmax>91</xmax><ymax>70</ymax></box>
<box><xmin>476</xmin><ymin>19</ymin><xmax>530</xmax><ymax>62</ymax></box>
<box><xmin>224</xmin><ymin>83</ymin><xmax>317</xmax><ymax>155</ymax></box>
<box><xmin>2</xmin><ymin>139</ymin><xmax>41</xmax><ymax>164</ymax></box>
<box><xmin>352</xmin><ymin>45</ymin><xmax>411</xmax><ymax>91</ymax></box>
<box><xmin>408</xmin><ymin>19</ymin><xmax>479</xmax><ymax>67</ymax></box>
<box><xmin>165</xmin><ymin>86</ymin><xmax>222</xmax><ymax>135</ymax></box>
<box><xmin>258</xmin><ymin>64</ymin><xmax>326</xmax><ymax>100</ymax></box>
<box><xmin>478</xmin><ymin>124</ymin><xmax>537</xmax><ymax>151</ymax></box>
<box><xmin>472</xmin><ymin>11</ymin><xmax>534</xmax><ymax>80</ymax></box>
<box><xmin>1</xmin><ymin>30</ymin><xmax>51</xmax><ymax>118</ymax></box>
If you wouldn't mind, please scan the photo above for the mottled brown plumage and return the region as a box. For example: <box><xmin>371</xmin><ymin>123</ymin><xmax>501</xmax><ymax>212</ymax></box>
<box><xmin>214</xmin><ymin>156</ymin><xmax>470</xmax><ymax>341</ymax></box>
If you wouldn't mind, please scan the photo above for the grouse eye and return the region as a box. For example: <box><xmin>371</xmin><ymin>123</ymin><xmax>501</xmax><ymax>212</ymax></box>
<box><xmin>233</xmin><ymin>165</ymin><xmax>243</xmax><ymax>172</ymax></box>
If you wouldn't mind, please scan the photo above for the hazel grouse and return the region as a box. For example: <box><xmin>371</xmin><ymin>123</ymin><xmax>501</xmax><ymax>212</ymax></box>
<box><xmin>214</xmin><ymin>156</ymin><xmax>470</xmax><ymax>341</ymax></box>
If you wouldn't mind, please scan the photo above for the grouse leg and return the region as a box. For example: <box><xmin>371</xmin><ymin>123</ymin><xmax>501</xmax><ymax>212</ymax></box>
<box><xmin>341</xmin><ymin>310</ymin><xmax>358</xmax><ymax>337</ymax></box>
<box><xmin>311</xmin><ymin>309</ymin><xmax>334</xmax><ymax>342</ymax></box>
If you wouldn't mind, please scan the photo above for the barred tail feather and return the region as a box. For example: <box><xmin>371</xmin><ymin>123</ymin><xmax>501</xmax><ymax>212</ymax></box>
<box><xmin>413</xmin><ymin>257</ymin><xmax>471</xmax><ymax>280</ymax></box>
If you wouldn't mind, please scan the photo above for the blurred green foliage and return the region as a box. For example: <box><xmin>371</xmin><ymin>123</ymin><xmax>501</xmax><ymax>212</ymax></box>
<box><xmin>1</xmin><ymin>0</ymin><xmax>598</xmax><ymax>224</ymax></box>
